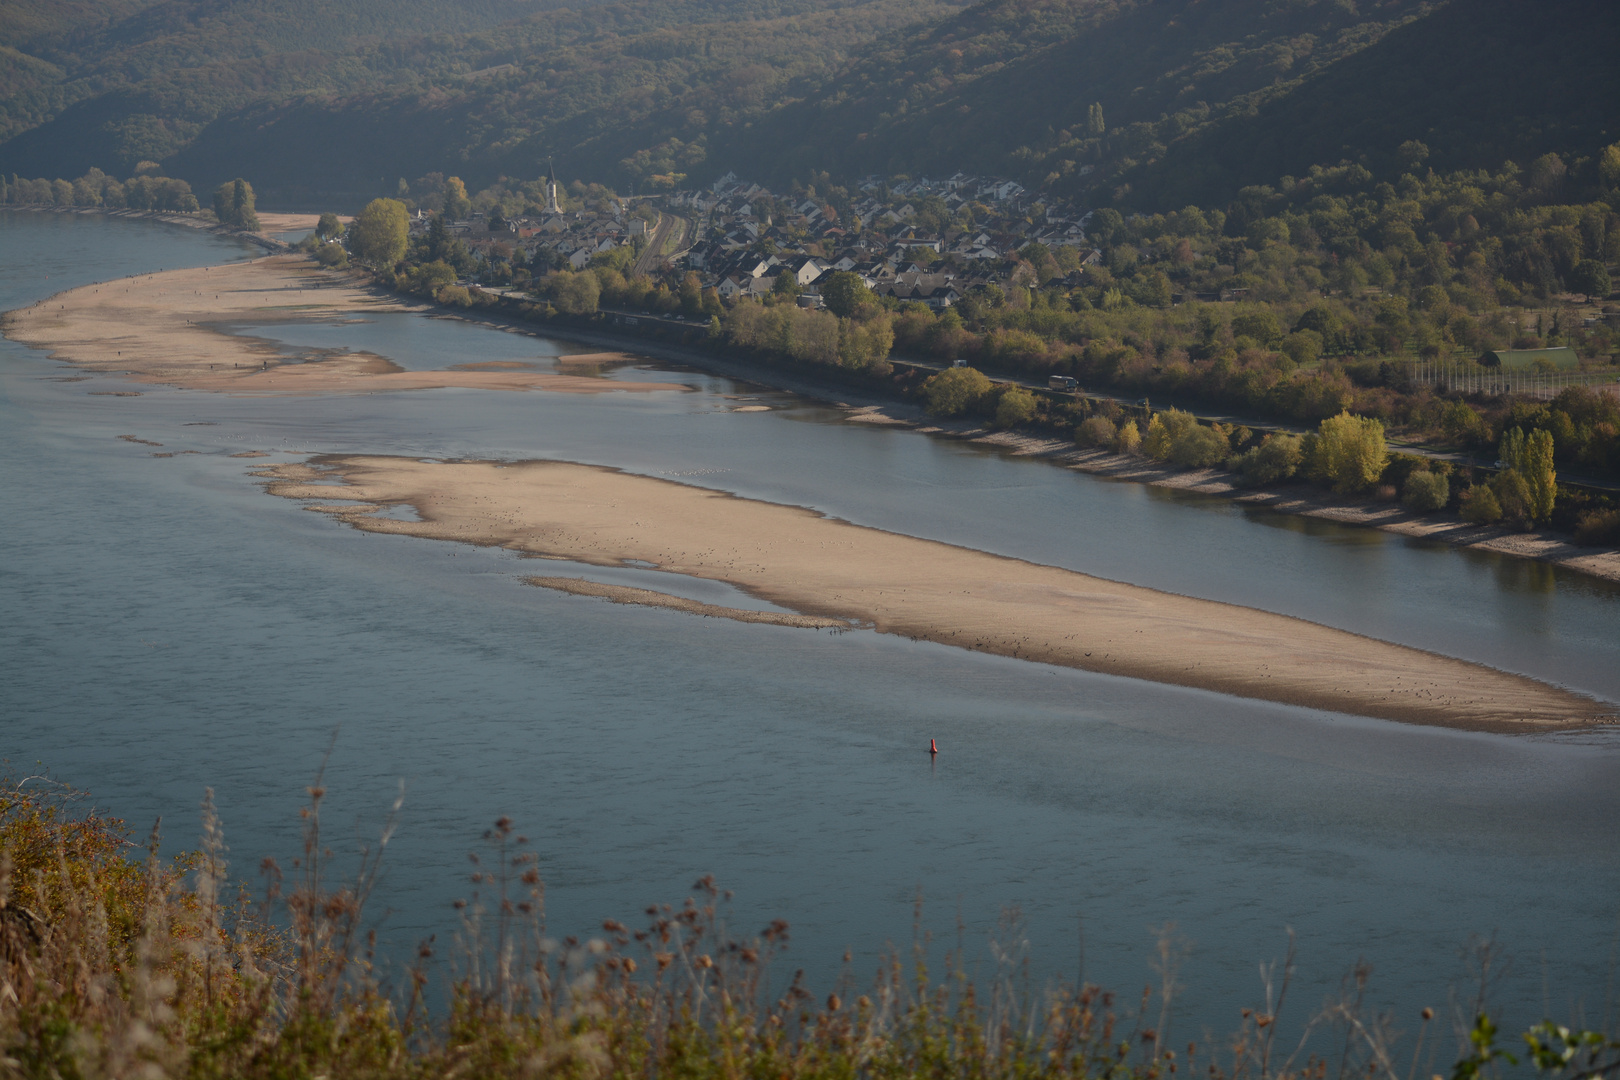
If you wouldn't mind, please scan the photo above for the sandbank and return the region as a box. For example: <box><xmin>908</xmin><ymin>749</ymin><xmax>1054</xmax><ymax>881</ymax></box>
<box><xmin>259</xmin><ymin>455</ymin><xmax>1614</xmax><ymax>734</ymax></box>
<box><xmin>2</xmin><ymin>255</ymin><xmax>681</xmax><ymax>397</ymax></box>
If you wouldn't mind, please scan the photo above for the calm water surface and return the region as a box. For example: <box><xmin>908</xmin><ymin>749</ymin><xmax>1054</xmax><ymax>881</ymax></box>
<box><xmin>3</xmin><ymin>211</ymin><xmax>1618</xmax><ymax>1040</ymax></box>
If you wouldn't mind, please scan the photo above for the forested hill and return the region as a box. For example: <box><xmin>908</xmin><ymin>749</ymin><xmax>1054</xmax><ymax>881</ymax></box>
<box><xmin>724</xmin><ymin>0</ymin><xmax>1620</xmax><ymax>210</ymax></box>
<box><xmin>0</xmin><ymin>0</ymin><xmax>966</xmax><ymax>205</ymax></box>
<box><xmin>1</xmin><ymin>0</ymin><xmax>1616</xmax><ymax>212</ymax></box>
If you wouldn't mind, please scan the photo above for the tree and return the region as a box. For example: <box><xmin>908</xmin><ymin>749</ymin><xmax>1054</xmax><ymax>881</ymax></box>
<box><xmin>1280</xmin><ymin>329</ymin><xmax>1322</xmax><ymax>366</ymax></box>
<box><xmin>551</xmin><ymin>270</ymin><xmax>600</xmax><ymax>315</ymax></box>
<box><xmin>1401</xmin><ymin>470</ymin><xmax>1450</xmax><ymax>511</ymax></box>
<box><xmin>1569</xmin><ymin>260</ymin><xmax>1611</xmax><ymax>298</ymax></box>
<box><xmin>1086</xmin><ymin>102</ymin><xmax>1105</xmax><ymax>137</ymax></box>
<box><xmin>349</xmin><ymin>198</ymin><xmax>409</xmax><ymax>267</ymax></box>
<box><xmin>314</xmin><ymin>212</ymin><xmax>343</xmax><ymax>239</ymax></box>
<box><xmin>772</xmin><ymin>269</ymin><xmax>800</xmax><ymax>298</ymax></box>
<box><xmin>211</xmin><ymin>178</ymin><xmax>259</xmax><ymax>230</ymax></box>
<box><xmin>1498</xmin><ymin>426</ymin><xmax>1555</xmax><ymax>522</ymax></box>
<box><xmin>1309</xmin><ymin>411</ymin><xmax>1388</xmax><ymax>494</ymax></box>
<box><xmin>820</xmin><ymin>271</ymin><xmax>873</xmax><ymax>318</ymax></box>
<box><xmin>443</xmin><ymin>176</ymin><xmax>472</xmax><ymax>220</ymax></box>
<box><xmin>994</xmin><ymin>386</ymin><xmax>1036</xmax><ymax>428</ymax></box>
<box><xmin>1231</xmin><ymin>311</ymin><xmax>1284</xmax><ymax>348</ymax></box>
<box><xmin>923</xmin><ymin>366</ymin><xmax>991</xmax><ymax>417</ymax></box>
<box><xmin>1231</xmin><ymin>433</ymin><xmax>1303</xmax><ymax>485</ymax></box>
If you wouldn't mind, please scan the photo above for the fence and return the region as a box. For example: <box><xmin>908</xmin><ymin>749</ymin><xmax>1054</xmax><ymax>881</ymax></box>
<box><xmin>1405</xmin><ymin>359</ymin><xmax>1619</xmax><ymax>400</ymax></box>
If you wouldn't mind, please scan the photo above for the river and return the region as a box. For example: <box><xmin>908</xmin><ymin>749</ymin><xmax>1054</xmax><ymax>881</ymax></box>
<box><xmin>3</xmin><ymin>209</ymin><xmax>1617</xmax><ymax>1043</ymax></box>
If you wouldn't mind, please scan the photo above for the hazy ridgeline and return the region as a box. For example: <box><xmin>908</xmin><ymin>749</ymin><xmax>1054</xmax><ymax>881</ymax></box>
<box><xmin>2</xmin><ymin>775</ymin><xmax>1615</xmax><ymax>1080</ymax></box>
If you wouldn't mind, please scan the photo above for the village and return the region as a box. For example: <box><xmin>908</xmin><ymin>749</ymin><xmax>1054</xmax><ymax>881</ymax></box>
<box><xmin>412</xmin><ymin>169</ymin><xmax>1103</xmax><ymax>311</ymax></box>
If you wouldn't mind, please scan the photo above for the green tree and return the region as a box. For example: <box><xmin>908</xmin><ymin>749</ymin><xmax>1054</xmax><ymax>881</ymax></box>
<box><xmin>1401</xmin><ymin>470</ymin><xmax>1450</xmax><ymax>511</ymax></box>
<box><xmin>1086</xmin><ymin>102</ymin><xmax>1105</xmax><ymax>137</ymax></box>
<box><xmin>1231</xmin><ymin>311</ymin><xmax>1284</xmax><ymax>348</ymax></box>
<box><xmin>820</xmin><ymin>271</ymin><xmax>872</xmax><ymax>317</ymax></box>
<box><xmin>773</xmin><ymin>269</ymin><xmax>800</xmax><ymax>298</ymax></box>
<box><xmin>349</xmin><ymin>198</ymin><xmax>409</xmax><ymax>267</ymax></box>
<box><xmin>1498</xmin><ymin>426</ymin><xmax>1555</xmax><ymax>522</ymax></box>
<box><xmin>551</xmin><ymin>270</ymin><xmax>601</xmax><ymax>314</ymax></box>
<box><xmin>1280</xmin><ymin>329</ymin><xmax>1322</xmax><ymax>367</ymax></box>
<box><xmin>923</xmin><ymin>366</ymin><xmax>991</xmax><ymax>417</ymax></box>
<box><xmin>994</xmin><ymin>386</ymin><xmax>1036</xmax><ymax>428</ymax></box>
<box><xmin>1569</xmin><ymin>259</ymin><xmax>1611</xmax><ymax>298</ymax></box>
<box><xmin>1231</xmin><ymin>433</ymin><xmax>1303</xmax><ymax>485</ymax></box>
<box><xmin>1113</xmin><ymin>419</ymin><xmax>1141</xmax><ymax>454</ymax></box>
<box><xmin>1309</xmin><ymin>411</ymin><xmax>1388</xmax><ymax>494</ymax></box>
<box><xmin>314</xmin><ymin>212</ymin><xmax>343</xmax><ymax>239</ymax></box>
<box><xmin>211</xmin><ymin>178</ymin><xmax>259</xmax><ymax>229</ymax></box>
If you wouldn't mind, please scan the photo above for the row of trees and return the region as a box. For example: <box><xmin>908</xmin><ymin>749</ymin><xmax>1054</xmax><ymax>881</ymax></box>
<box><xmin>1</xmin><ymin>166</ymin><xmax>200</xmax><ymax>212</ymax></box>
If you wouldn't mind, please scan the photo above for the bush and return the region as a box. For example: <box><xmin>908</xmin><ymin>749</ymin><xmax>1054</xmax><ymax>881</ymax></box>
<box><xmin>1460</xmin><ymin>485</ymin><xmax>1503</xmax><ymax>524</ymax></box>
<box><xmin>435</xmin><ymin>284</ymin><xmax>473</xmax><ymax>307</ymax></box>
<box><xmin>923</xmin><ymin>366</ymin><xmax>992</xmax><ymax>417</ymax></box>
<box><xmin>1401</xmin><ymin>470</ymin><xmax>1450</xmax><ymax>511</ymax></box>
<box><xmin>1075</xmin><ymin>415</ymin><xmax>1117</xmax><ymax>448</ymax></box>
<box><xmin>313</xmin><ymin>243</ymin><xmax>348</xmax><ymax>269</ymax></box>
<box><xmin>1168</xmin><ymin>422</ymin><xmax>1230</xmax><ymax>467</ymax></box>
<box><xmin>994</xmin><ymin>385</ymin><xmax>1037</xmax><ymax>428</ymax></box>
<box><xmin>1574</xmin><ymin>508</ymin><xmax>1620</xmax><ymax>546</ymax></box>
<box><xmin>1231</xmin><ymin>433</ymin><xmax>1304</xmax><ymax>485</ymax></box>
<box><xmin>1141</xmin><ymin>408</ymin><xmax>1197</xmax><ymax>461</ymax></box>
<box><xmin>1113</xmin><ymin>419</ymin><xmax>1141</xmax><ymax>454</ymax></box>
<box><xmin>1280</xmin><ymin>329</ymin><xmax>1322</xmax><ymax>366</ymax></box>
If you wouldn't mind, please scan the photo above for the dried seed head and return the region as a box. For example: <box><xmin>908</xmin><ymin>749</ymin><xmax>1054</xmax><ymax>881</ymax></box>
<box><xmin>1421</xmin><ymin>1007</ymin><xmax>1434</xmax><ymax>1021</ymax></box>
<box><xmin>827</xmin><ymin>994</ymin><xmax>841</xmax><ymax>1012</ymax></box>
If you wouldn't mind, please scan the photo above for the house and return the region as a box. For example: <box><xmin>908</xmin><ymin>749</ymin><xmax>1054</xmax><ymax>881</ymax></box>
<box><xmin>780</xmin><ymin>254</ymin><xmax>826</xmax><ymax>286</ymax></box>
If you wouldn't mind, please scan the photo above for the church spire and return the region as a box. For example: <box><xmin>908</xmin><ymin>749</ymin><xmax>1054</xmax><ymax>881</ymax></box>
<box><xmin>545</xmin><ymin>157</ymin><xmax>562</xmax><ymax>215</ymax></box>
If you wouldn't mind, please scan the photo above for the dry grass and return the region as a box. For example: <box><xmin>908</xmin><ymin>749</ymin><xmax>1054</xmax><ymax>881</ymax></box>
<box><xmin>3</xmin><ymin>773</ymin><xmax>1616</xmax><ymax>1080</ymax></box>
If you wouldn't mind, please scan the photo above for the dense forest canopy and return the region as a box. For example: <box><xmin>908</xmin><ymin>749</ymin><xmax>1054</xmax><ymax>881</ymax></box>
<box><xmin>0</xmin><ymin>0</ymin><xmax>1614</xmax><ymax>210</ymax></box>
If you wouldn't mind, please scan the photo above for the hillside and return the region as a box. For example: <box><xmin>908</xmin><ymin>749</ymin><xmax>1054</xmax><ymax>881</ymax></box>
<box><xmin>0</xmin><ymin>0</ymin><xmax>965</xmax><ymax>205</ymax></box>
<box><xmin>1</xmin><ymin>0</ymin><xmax>1616</xmax><ymax>212</ymax></box>
<box><xmin>726</xmin><ymin>0</ymin><xmax>1620</xmax><ymax>210</ymax></box>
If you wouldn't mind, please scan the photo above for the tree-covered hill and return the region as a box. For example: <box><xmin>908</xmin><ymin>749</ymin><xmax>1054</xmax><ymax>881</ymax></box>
<box><xmin>725</xmin><ymin>0</ymin><xmax>1619</xmax><ymax>210</ymax></box>
<box><xmin>0</xmin><ymin>0</ymin><xmax>965</xmax><ymax>204</ymax></box>
<box><xmin>1</xmin><ymin>0</ymin><xmax>1615</xmax><ymax>212</ymax></box>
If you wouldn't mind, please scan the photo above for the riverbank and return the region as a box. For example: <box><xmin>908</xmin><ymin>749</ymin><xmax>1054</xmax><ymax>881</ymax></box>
<box><xmin>840</xmin><ymin>410</ymin><xmax>1620</xmax><ymax>585</ymax></box>
<box><xmin>1</xmin><ymin>255</ymin><xmax>684</xmax><ymax>397</ymax></box>
<box><xmin>259</xmin><ymin>455</ymin><xmax>1612</xmax><ymax>734</ymax></box>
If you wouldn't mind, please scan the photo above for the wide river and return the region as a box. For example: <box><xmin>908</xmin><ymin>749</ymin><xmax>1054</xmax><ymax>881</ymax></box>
<box><xmin>3</xmin><ymin>211</ymin><xmax>1618</xmax><ymax>1041</ymax></box>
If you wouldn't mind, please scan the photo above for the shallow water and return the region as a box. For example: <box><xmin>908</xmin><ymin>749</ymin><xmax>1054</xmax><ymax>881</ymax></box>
<box><xmin>3</xmin><ymin>210</ymin><xmax>1618</xmax><ymax>1041</ymax></box>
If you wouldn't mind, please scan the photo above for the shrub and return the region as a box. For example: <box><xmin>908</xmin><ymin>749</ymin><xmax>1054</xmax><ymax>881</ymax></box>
<box><xmin>1113</xmin><ymin>418</ymin><xmax>1141</xmax><ymax>454</ymax></box>
<box><xmin>923</xmin><ymin>366</ymin><xmax>992</xmax><ymax>417</ymax></box>
<box><xmin>314</xmin><ymin>243</ymin><xmax>348</xmax><ymax>269</ymax></box>
<box><xmin>1231</xmin><ymin>433</ymin><xmax>1303</xmax><ymax>485</ymax></box>
<box><xmin>1168</xmin><ymin>422</ymin><xmax>1230</xmax><ymax>467</ymax></box>
<box><xmin>1460</xmin><ymin>485</ymin><xmax>1503</xmax><ymax>524</ymax></box>
<box><xmin>1141</xmin><ymin>408</ymin><xmax>1197</xmax><ymax>461</ymax></box>
<box><xmin>435</xmin><ymin>284</ymin><xmax>473</xmax><ymax>307</ymax></box>
<box><xmin>994</xmin><ymin>385</ymin><xmax>1037</xmax><ymax>428</ymax></box>
<box><xmin>1280</xmin><ymin>329</ymin><xmax>1322</xmax><ymax>366</ymax></box>
<box><xmin>1574</xmin><ymin>508</ymin><xmax>1620</xmax><ymax>546</ymax></box>
<box><xmin>1401</xmin><ymin>470</ymin><xmax>1450</xmax><ymax>512</ymax></box>
<box><xmin>1075</xmin><ymin>415</ymin><xmax>1117</xmax><ymax>448</ymax></box>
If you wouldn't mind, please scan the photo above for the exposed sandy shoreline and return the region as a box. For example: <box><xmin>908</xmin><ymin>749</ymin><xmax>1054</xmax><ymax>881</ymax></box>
<box><xmin>2</xmin><ymin>255</ymin><xmax>682</xmax><ymax>397</ymax></box>
<box><xmin>259</xmin><ymin>455</ymin><xmax>1615</xmax><ymax>734</ymax></box>
<box><xmin>847</xmin><ymin>408</ymin><xmax>1620</xmax><ymax>585</ymax></box>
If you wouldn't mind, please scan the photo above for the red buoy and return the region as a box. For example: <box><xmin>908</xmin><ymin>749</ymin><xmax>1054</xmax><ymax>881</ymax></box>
<box><xmin>929</xmin><ymin>739</ymin><xmax>938</xmax><ymax>755</ymax></box>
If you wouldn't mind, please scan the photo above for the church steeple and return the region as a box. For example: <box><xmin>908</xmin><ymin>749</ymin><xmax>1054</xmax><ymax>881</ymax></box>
<box><xmin>545</xmin><ymin>158</ymin><xmax>562</xmax><ymax>215</ymax></box>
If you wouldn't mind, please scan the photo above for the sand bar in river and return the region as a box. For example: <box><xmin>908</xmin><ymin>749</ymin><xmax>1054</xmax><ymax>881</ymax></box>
<box><xmin>2</xmin><ymin>255</ymin><xmax>680</xmax><ymax>397</ymax></box>
<box><xmin>260</xmin><ymin>455</ymin><xmax>1614</xmax><ymax>734</ymax></box>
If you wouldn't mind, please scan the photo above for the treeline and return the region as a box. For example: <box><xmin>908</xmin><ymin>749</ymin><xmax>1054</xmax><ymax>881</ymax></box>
<box><xmin>921</xmin><ymin>365</ymin><xmax>1619</xmax><ymax>545</ymax></box>
<box><xmin>7</xmin><ymin>773</ymin><xmax>1620</xmax><ymax>1080</ymax></box>
<box><xmin>0</xmin><ymin>165</ymin><xmax>200</xmax><ymax>212</ymax></box>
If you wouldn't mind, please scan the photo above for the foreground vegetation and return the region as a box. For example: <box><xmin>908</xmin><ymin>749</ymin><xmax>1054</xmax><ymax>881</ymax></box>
<box><xmin>5</xmin><ymin>774</ymin><xmax>1620</xmax><ymax>1080</ymax></box>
